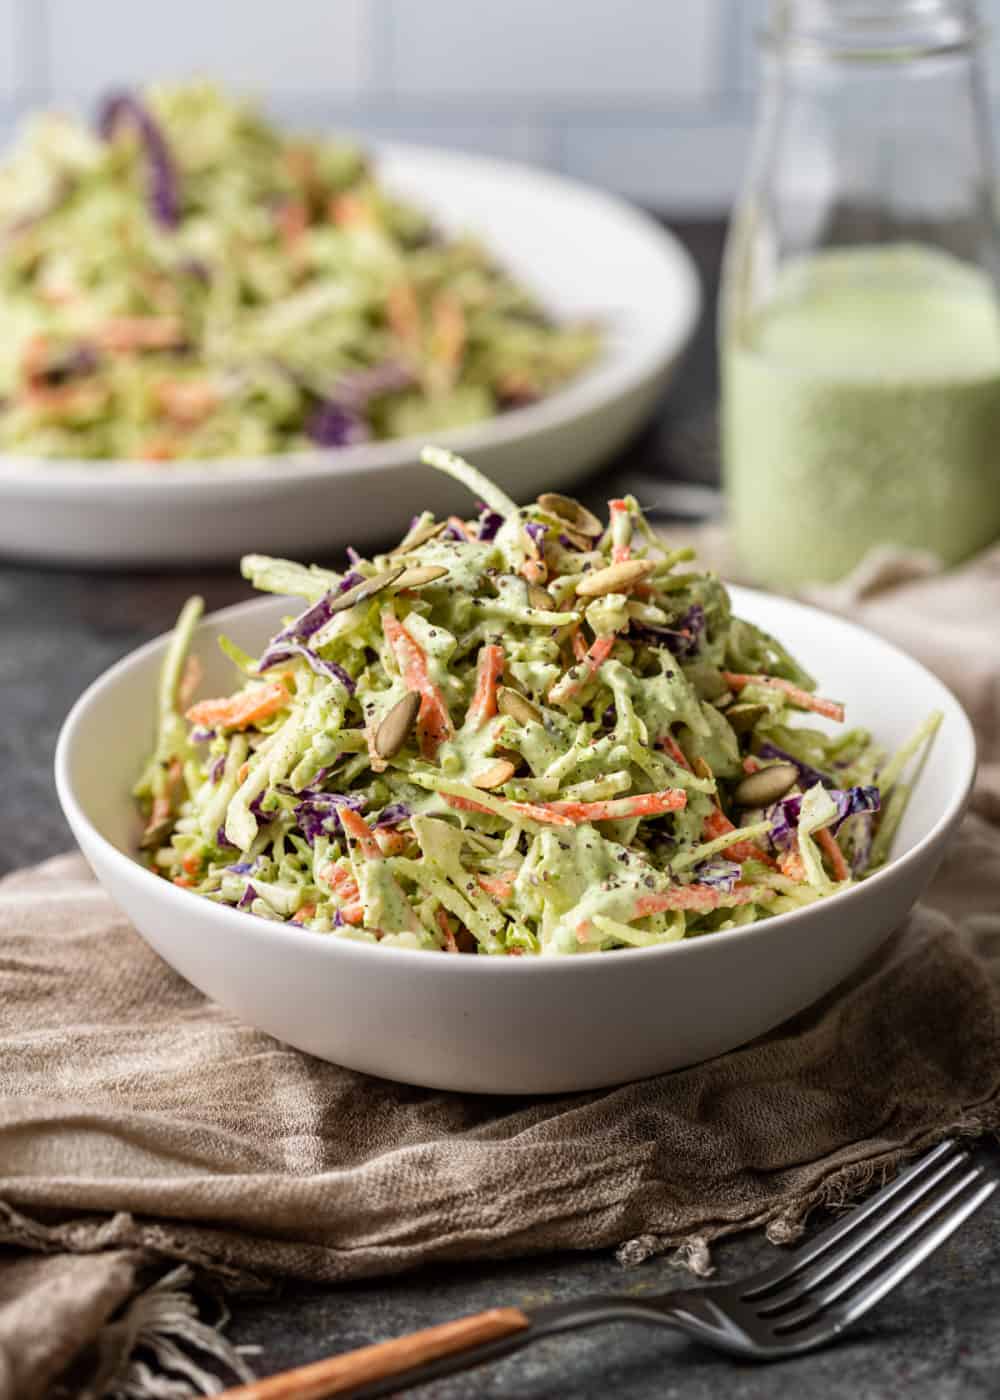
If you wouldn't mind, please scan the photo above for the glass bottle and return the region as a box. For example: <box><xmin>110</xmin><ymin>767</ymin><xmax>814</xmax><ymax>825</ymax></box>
<box><xmin>720</xmin><ymin>0</ymin><xmax>1000</xmax><ymax>587</ymax></box>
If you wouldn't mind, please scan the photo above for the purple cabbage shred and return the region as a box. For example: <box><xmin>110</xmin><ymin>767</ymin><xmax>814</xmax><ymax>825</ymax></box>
<box><xmin>333</xmin><ymin>362</ymin><xmax>412</xmax><ymax>409</ymax></box>
<box><xmin>769</xmin><ymin>785</ymin><xmax>881</xmax><ymax>852</ymax></box>
<box><xmin>97</xmin><ymin>91</ymin><xmax>180</xmax><ymax>228</ymax></box>
<box><xmin>305</xmin><ymin>400</ymin><xmax>370</xmax><ymax>449</ymax></box>
<box><xmin>249</xmin><ymin>793</ymin><xmax>276</xmax><ymax>825</ymax></box>
<box><xmin>756</xmin><ymin>741</ymin><xmax>833</xmax><ymax>791</ymax></box>
<box><xmin>215</xmin><ymin>825</ymin><xmax>237</xmax><ymax>849</ymax></box>
<box><xmin>477</xmin><ymin>510</ymin><xmax>504</xmax><ymax>541</ymax></box>
<box><xmin>635</xmin><ymin>604</ymin><xmax>705</xmax><ymax>660</ymax></box>
<box><xmin>373</xmin><ymin>802</ymin><xmax>411</xmax><ymax>828</ymax></box>
<box><xmin>258</xmin><ymin>640</ymin><xmax>356</xmax><ymax>693</ymax></box>
<box><xmin>691</xmin><ymin>858</ymin><xmax>741</xmax><ymax>893</ymax></box>
<box><xmin>294</xmin><ymin>791</ymin><xmax>367</xmax><ymax>845</ymax></box>
<box><xmin>237</xmin><ymin>882</ymin><xmax>257</xmax><ymax>909</ymax></box>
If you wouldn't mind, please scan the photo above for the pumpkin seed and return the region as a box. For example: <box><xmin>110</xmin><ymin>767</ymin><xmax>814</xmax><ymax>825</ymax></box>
<box><xmin>329</xmin><ymin>565</ymin><xmax>405</xmax><ymax>616</ymax></box>
<box><xmin>558</xmin><ymin>526</ymin><xmax>596</xmax><ymax>553</ymax></box>
<box><xmin>724</xmin><ymin>702</ymin><xmax>768</xmax><ymax>735</ymax></box>
<box><xmin>471</xmin><ymin>758</ymin><xmax>517</xmax><ymax>790</ymax></box>
<box><xmin>575</xmin><ymin>558</ymin><xmax>655</xmax><ymax>598</ymax></box>
<box><xmin>734</xmin><ymin>762</ymin><xmax>799</xmax><ymax>808</ymax></box>
<box><xmin>374</xmin><ymin>691</ymin><xmax>421</xmax><ymax>759</ymax></box>
<box><xmin>394</xmin><ymin>564</ymin><xmax>449</xmax><ymax>590</ymax></box>
<box><xmin>537</xmin><ymin>492</ymin><xmax>603</xmax><ymax>538</ymax></box>
<box><xmin>139</xmin><ymin>818</ymin><xmax>172</xmax><ymax>850</ymax></box>
<box><xmin>527</xmin><ymin>584</ymin><xmax>555</xmax><ymax>611</ymax></box>
<box><xmin>685</xmin><ymin>662</ymin><xmax>727</xmax><ymax>701</ymax></box>
<box><xmin>390</xmin><ymin>519</ymin><xmax>447</xmax><ymax>556</ymax></box>
<box><xmin>497</xmin><ymin>686</ymin><xmax>542</xmax><ymax>725</ymax></box>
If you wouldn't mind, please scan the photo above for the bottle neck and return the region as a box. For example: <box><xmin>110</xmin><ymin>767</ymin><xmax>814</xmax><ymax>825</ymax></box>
<box><xmin>765</xmin><ymin>0</ymin><xmax>981</xmax><ymax>61</ymax></box>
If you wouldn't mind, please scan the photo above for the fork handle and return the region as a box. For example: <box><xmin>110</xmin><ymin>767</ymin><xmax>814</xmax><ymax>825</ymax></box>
<box><xmin>215</xmin><ymin>1297</ymin><xmax>667</xmax><ymax>1399</ymax></box>
<box><xmin>214</xmin><ymin>1307</ymin><xmax>533</xmax><ymax>1399</ymax></box>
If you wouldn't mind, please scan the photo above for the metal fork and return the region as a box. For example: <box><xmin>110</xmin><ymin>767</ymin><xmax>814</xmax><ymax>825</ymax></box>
<box><xmin>217</xmin><ymin>1139</ymin><xmax>994</xmax><ymax>1399</ymax></box>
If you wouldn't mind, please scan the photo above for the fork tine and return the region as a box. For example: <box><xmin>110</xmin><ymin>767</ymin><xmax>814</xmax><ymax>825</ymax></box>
<box><xmin>769</xmin><ymin>1167</ymin><xmax>996</xmax><ymax>1336</ymax></box>
<box><xmin>750</xmin><ymin>1147</ymin><xmax>972</xmax><ymax>1310</ymax></box>
<box><xmin>741</xmin><ymin>1140</ymin><xmax>965</xmax><ymax>1299</ymax></box>
<box><xmin>827</xmin><ymin>1177</ymin><xmax>996</xmax><ymax>1330</ymax></box>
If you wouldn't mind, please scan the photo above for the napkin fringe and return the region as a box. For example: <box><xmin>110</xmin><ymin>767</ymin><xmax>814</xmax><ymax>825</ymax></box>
<box><xmin>79</xmin><ymin>1266</ymin><xmax>255</xmax><ymax>1400</ymax></box>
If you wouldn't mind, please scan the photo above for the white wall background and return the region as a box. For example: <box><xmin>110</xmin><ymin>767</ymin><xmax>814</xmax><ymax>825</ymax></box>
<box><xmin>1</xmin><ymin>0</ymin><xmax>998</xmax><ymax>213</ymax></box>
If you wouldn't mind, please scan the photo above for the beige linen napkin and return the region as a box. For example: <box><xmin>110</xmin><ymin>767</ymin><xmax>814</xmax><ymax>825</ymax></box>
<box><xmin>3</xmin><ymin>543</ymin><xmax>1000</xmax><ymax>1399</ymax></box>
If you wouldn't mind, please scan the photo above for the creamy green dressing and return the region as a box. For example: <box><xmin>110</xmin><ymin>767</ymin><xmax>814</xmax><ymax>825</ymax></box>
<box><xmin>723</xmin><ymin>244</ymin><xmax>1000</xmax><ymax>586</ymax></box>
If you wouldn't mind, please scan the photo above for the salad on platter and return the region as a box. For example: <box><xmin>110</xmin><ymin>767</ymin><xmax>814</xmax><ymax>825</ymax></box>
<box><xmin>0</xmin><ymin>83</ymin><xmax>598</xmax><ymax>462</ymax></box>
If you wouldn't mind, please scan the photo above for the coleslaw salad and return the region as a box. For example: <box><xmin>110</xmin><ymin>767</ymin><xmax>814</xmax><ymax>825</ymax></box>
<box><xmin>136</xmin><ymin>447</ymin><xmax>941</xmax><ymax>955</ymax></box>
<box><xmin>0</xmin><ymin>83</ymin><xmax>598</xmax><ymax>462</ymax></box>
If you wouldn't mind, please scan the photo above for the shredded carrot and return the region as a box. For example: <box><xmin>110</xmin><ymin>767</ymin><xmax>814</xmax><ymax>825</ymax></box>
<box><xmin>817</xmin><ymin>827</ymin><xmax>850</xmax><ymax>882</ymax></box>
<box><xmin>468</xmin><ymin>644</ymin><xmax>505</xmax><ymax>726</ymax></box>
<box><xmin>544</xmin><ymin>790</ymin><xmax>687</xmax><ymax>823</ymax></box>
<box><xmin>172</xmin><ymin>876</ymin><xmax>195</xmax><ymax>889</ymax></box>
<box><xmin>319</xmin><ymin>862</ymin><xmax>366</xmax><ymax>925</ymax></box>
<box><xmin>386</xmin><ymin>281</ymin><xmax>421</xmax><ymax>348</ymax></box>
<box><xmin>186</xmin><ymin>681</ymin><xmax>290</xmax><ymax>733</ymax></box>
<box><xmin>609</xmin><ymin>498</ymin><xmax>631</xmax><ymax>562</ymax></box>
<box><xmin>145</xmin><ymin>758</ymin><xmax>182</xmax><ymax>837</ymax></box>
<box><xmin>742</xmin><ymin>755</ymin><xmax>761</xmax><ymax>774</ymax></box>
<box><xmin>721</xmin><ymin>672</ymin><xmax>845</xmax><ymax>723</ymax></box>
<box><xmin>520</xmin><ymin>557</ymin><xmax>548</xmax><ymax>585</ymax></box>
<box><xmin>374</xmin><ymin>827</ymin><xmax>409</xmax><ymax>857</ymax></box>
<box><xmin>382</xmin><ymin>611</ymin><xmax>454</xmax><ymax>756</ymax></box>
<box><xmin>178</xmin><ymin>655</ymin><xmax>202</xmax><ymax>710</ymax></box>
<box><xmin>702</xmin><ymin>806</ymin><xmax>777</xmax><ymax>869</ymax></box>
<box><xmin>136</xmin><ymin>437</ymin><xmax>177</xmax><ymax>462</ymax></box>
<box><xmin>657</xmin><ymin>732</ymin><xmax>691</xmax><ymax>771</ymax></box>
<box><xmin>548</xmin><ymin>634</ymin><xmax>616</xmax><ymax>706</ymax></box>
<box><xmin>430</xmin><ymin>292</ymin><xmax>466</xmax><ymax>375</ymax></box>
<box><xmin>571</xmin><ymin>629</ymin><xmax>589</xmax><ymax>663</ymax></box>
<box><xmin>181</xmin><ymin>851</ymin><xmax>203</xmax><ymax>877</ymax></box>
<box><xmin>633</xmin><ymin>882</ymin><xmax>772</xmax><ymax>917</ymax></box>
<box><xmin>20</xmin><ymin>333</ymin><xmax>50</xmax><ymax>382</ymax></box>
<box><xmin>276</xmin><ymin>198</ymin><xmax>309</xmax><ymax>249</ymax></box>
<box><xmin>154</xmin><ymin>379</ymin><xmax>219</xmax><ymax>427</ymax></box>
<box><xmin>443</xmin><ymin>793</ymin><xmax>575</xmax><ymax>828</ymax></box>
<box><xmin>436</xmin><ymin>906</ymin><xmax>459</xmax><ymax>953</ymax></box>
<box><xmin>291</xmin><ymin>903</ymin><xmax>316</xmax><ymax>925</ymax></box>
<box><xmin>447</xmin><ymin>515</ymin><xmax>476</xmax><ymax>541</ymax></box>
<box><xmin>329</xmin><ymin>192</ymin><xmax>375</xmax><ymax>228</ymax></box>
<box><xmin>779</xmin><ymin>847</ymin><xmax>807</xmax><ymax>882</ymax></box>
<box><xmin>96</xmin><ymin>316</ymin><xmax>184</xmax><ymax>352</ymax></box>
<box><xmin>338</xmin><ymin>808</ymin><xmax>383</xmax><ymax>861</ymax></box>
<box><xmin>477</xmin><ymin>874</ymin><xmax>515</xmax><ymax>902</ymax></box>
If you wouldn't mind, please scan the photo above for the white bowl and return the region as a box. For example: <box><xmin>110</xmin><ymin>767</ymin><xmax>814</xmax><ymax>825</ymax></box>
<box><xmin>0</xmin><ymin>143</ymin><xmax>700</xmax><ymax>567</ymax></box>
<box><xmin>55</xmin><ymin>587</ymin><xmax>975</xmax><ymax>1094</ymax></box>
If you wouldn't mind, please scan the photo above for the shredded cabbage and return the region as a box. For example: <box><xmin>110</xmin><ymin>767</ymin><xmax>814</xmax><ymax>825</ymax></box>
<box><xmin>135</xmin><ymin>447</ymin><xmax>941</xmax><ymax>954</ymax></box>
<box><xmin>0</xmin><ymin>83</ymin><xmax>598</xmax><ymax>462</ymax></box>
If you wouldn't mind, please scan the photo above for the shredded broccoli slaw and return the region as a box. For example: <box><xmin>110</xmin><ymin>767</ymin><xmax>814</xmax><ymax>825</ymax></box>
<box><xmin>0</xmin><ymin>83</ymin><xmax>598</xmax><ymax>462</ymax></box>
<box><xmin>136</xmin><ymin>447</ymin><xmax>941</xmax><ymax>955</ymax></box>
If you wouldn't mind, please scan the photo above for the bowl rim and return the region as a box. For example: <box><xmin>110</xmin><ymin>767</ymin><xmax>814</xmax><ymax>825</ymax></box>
<box><xmin>0</xmin><ymin>141</ymin><xmax>701</xmax><ymax>494</ymax></box>
<box><xmin>54</xmin><ymin>584</ymin><xmax>977</xmax><ymax>977</ymax></box>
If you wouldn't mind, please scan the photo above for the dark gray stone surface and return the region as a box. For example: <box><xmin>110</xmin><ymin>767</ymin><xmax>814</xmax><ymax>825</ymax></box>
<box><xmin>3</xmin><ymin>220</ymin><xmax>997</xmax><ymax>1396</ymax></box>
<box><xmin>222</xmin><ymin>1158</ymin><xmax>1000</xmax><ymax>1397</ymax></box>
